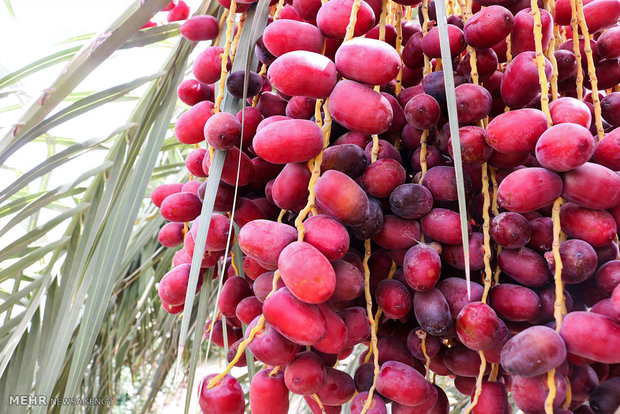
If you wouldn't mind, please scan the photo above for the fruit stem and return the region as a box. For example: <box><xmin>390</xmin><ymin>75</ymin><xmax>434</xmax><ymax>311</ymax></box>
<box><xmin>205</xmin><ymin>312</ymin><xmax>220</xmax><ymax>333</ymax></box>
<box><xmin>277</xmin><ymin>209</ymin><xmax>286</xmax><ymax>223</ymax></box>
<box><xmin>417</xmin><ymin>130</ymin><xmax>429</xmax><ymax>183</ymax></box>
<box><xmin>230</xmin><ymin>251</ymin><xmax>240</xmax><ymax>276</ymax></box>
<box><xmin>364</xmin><ymin>261</ymin><xmax>397</xmax><ymax>364</ymax></box>
<box><xmin>269</xmin><ymin>365</ymin><xmax>280</xmax><ymax>376</ymax></box>
<box><xmin>395</xmin><ymin>4</ymin><xmax>404</xmax><ymax>97</ymax></box>
<box><xmin>464</xmin><ymin>351</ymin><xmax>487</xmax><ymax>414</ymax></box>
<box><xmin>230</xmin><ymin>12</ymin><xmax>247</xmax><ymax>64</ymax></box>
<box><xmin>416</xmin><ymin>329</ymin><xmax>432</xmax><ymax>380</ymax></box>
<box><xmin>489</xmin><ymin>363</ymin><xmax>499</xmax><ymax>382</ymax></box>
<box><xmin>294</xmin><ymin>99</ymin><xmax>332</xmax><ymax>241</ymax></box>
<box><xmin>562</xmin><ymin>375</ymin><xmax>573</xmax><ymax>409</ymax></box>
<box><xmin>530</xmin><ymin>0</ymin><xmax>551</xmax><ymax>123</ymax></box>
<box><xmin>405</xmin><ymin>5</ymin><xmax>413</xmax><ymax>20</ymax></box>
<box><xmin>213</xmin><ymin>9</ymin><xmax>229</xmax><ymax>46</ymax></box>
<box><xmin>273</xmin><ymin>0</ymin><xmax>286</xmax><ymax>17</ymax></box>
<box><xmin>569</xmin><ymin>0</ymin><xmax>584</xmax><ymax>100</ymax></box>
<box><xmin>544</xmin><ymin>368</ymin><xmax>557</xmax><ymax>414</ymax></box>
<box><xmin>214</xmin><ymin>0</ymin><xmax>237</xmax><ymax>113</ymax></box>
<box><xmin>476</xmin><ymin>162</ymin><xmax>493</xmax><ymax>409</ymax></box>
<box><xmin>421</xmin><ymin>0</ymin><xmax>432</xmax><ymax>77</ymax></box>
<box><xmin>505</xmin><ymin>34</ymin><xmax>512</xmax><ymax>66</ymax></box>
<box><xmin>490</xmin><ymin>166</ymin><xmax>499</xmax><ymax>215</ymax></box>
<box><xmin>490</xmin><ymin>166</ymin><xmax>502</xmax><ymax>287</ymax></box>
<box><xmin>575</xmin><ymin>0</ymin><xmax>604</xmax><ymax>140</ymax></box>
<box><xmin>312</xmin><ymin>393</ymin><xmax>327</xmax><ymax>414</ymax></box>
<box><xmin>207</xmin><ymin>271</ymin><xmax>281</xmax><ymax>388</ymax></box>
<box><xmin>545</xmin><ymin>0</ymin><xmax>560</xmax><ymax>100</ymax></box>
<box><xmin>481</xmin><ymin>162</ymin><xmax>493</xmax><ymax>303</ymax></box>
<box><xmin>468</xmin><ymin>48</ymin><xmax>479</xmax><ymax>85</ymax></box>
<box><xmin>251</xmin><ymin>0</ymin><xmax>285</xmax><ymax>107</ymax></box>
<box><xmin>366</xmin><ymin>0</ymin><xmax>389</xmax><ymax>168</ymax></box>
<box><xmin>379</xmin><ymin>0</ymin><xmax>388</xmax><ymax>41</ymax></box>
<box><xmin>344</xmin><ymin>0</ymin><xmax>363</xmax><ymax>42</ymax></box>
<box><xmin>359</xmin><ymin>239</ymin><xmax>381</xmax><ymax>414</ymax></box>
<box><xmin>551</xmin><ymin>197</ymin><xmax>565</xmax><ymax>329</ymax></box>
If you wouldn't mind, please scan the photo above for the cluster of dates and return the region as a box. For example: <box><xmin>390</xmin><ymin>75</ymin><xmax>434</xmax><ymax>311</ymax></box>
<box><xmin>149</xmin><ymin>0</ymin><xmax>620</xmax><ymax>412</ymax></box>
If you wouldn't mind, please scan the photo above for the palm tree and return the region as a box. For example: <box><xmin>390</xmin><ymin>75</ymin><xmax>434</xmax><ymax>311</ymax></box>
<box><xmin>0</xmin><ymin>0</ymin><xmax>268</xmax><ymax>411</ymax></box>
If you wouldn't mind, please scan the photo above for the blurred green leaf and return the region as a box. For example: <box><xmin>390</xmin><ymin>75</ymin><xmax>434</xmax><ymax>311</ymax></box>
<box><xmin>3</xmin><ymin>0</ymin><xmax>15</xmax><ymax>18</ymax></box>
<box><xmin>0</xmin><ymin>73</ymin><xmax>162</xmax><ymax>166</ymax></box>
<box><xmin>0</xmin><ymin>0</ymin><xmax>174</xmax><ymax>154</ymax></box>
<box><xmin>0</xmin><ymin>46</ymin><xmax>81</xmax><ymax>91</ymax></box>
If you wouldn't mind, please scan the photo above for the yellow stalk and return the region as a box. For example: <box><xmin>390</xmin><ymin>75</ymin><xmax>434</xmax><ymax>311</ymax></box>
<box><xmin>395</xmin><ymin>4</ymin><xmax>404</xmax><ymax>96</ymax></box>
<box><xmin>207</xmin><ymin>271</ymin><xmax>282</xmax><ymax>388</ymax></box>
<box><xmin>364</xmin><ymin>262</ymin><xmax>397</xmax><ymax>364</ymax></box>
<box><xmin>544</xmin><ymin>369</ymin><xmax>557</xmax><ymax>414</ymax></box>
<box><xmin>213</xmin><ymin>9</ymin><xmax>229</xmax><ymax>46</ymax></box>
<box><xmin>552</xmin><ymin>198</ymin><xmax>565</xmax><ymax>328</ymax></box>
<box><xmin>506</xmin><ymin>34</ymin><xmax>512</xmax><ymax>66</ymax></box>
<box><xmin>575</xmin><ymin>0</ymin><xmax>604</xmax><ymax>140</ymax></box>
<box><xmin>562</xmin><ymin>376</ymin><xmax>572</xmax><ymax>409</ymax></box>
<box><xmin>417</xmin><ymin>329</ymin><xmax>432</xmax><ymax>380</ymax></box>
<box><xmin>230</xmin><ymin>13</ymin><xmax>247</xmax><ymax>63</ymax></box>
<box><xmin>313</xmin><ymin>393</ymin><xmax>327</xmax><ymax>414</ymax></box>
<box><xmin>417</xmin><ymin>130</ymin><xmax>429</xmax><ymax>183</ymax></box>
<box><xmin>464</xmin><ymin>351</ymin><xmax>487</xmax><ymax>414</ymax></box>
<box><xmin>481</xmin><ymin>162</ymin><xmax>493</xmax><ymax>302</ymax></box>
<box><xmin>344</xmin><ymin>0</ymin><xmax>363</xmax><ymax>42</ymax></box>
<box><xmin>214</xmin><ymin>1</ymin><xmax>237</xmax><ymax>112</ymax></box>
<box><xmin>530</xmin><ymin>0</ymin><xmax>551</xmax><ymax>121</ymax></box>
<box><xmin>359</xmin><ymin>239</ymin><xmax>381</xmax><ymax>414</ymax></box>
<box><xmin>489</xmin><ymin>363</ymin><xmax>499</xmax><ymax>382</ymax></box>
<box><xmin>421</xmin><ymin>0</ymin><xmax>432</xmax><ymax>77</ymax></box>
<box><xmin>569</xmin><ymin>0</ymin><xmax>584</xmax><ymax>100</ymax></box>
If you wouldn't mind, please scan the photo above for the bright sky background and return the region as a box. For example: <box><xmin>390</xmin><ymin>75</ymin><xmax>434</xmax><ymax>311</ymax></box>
<box><xmin>0</xmin><ymin>0</ymin><xmax>198</xmax><ymax>249</ymax></box>
<box><xmin>0</xmin><ymin>2</ymin><xmax>208</xmax><ymax>411</ymax></box>
<box><xmin>0</xmin><ymin>0</ymin><xmax>195</xmax><ymax>175</ymax></box>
